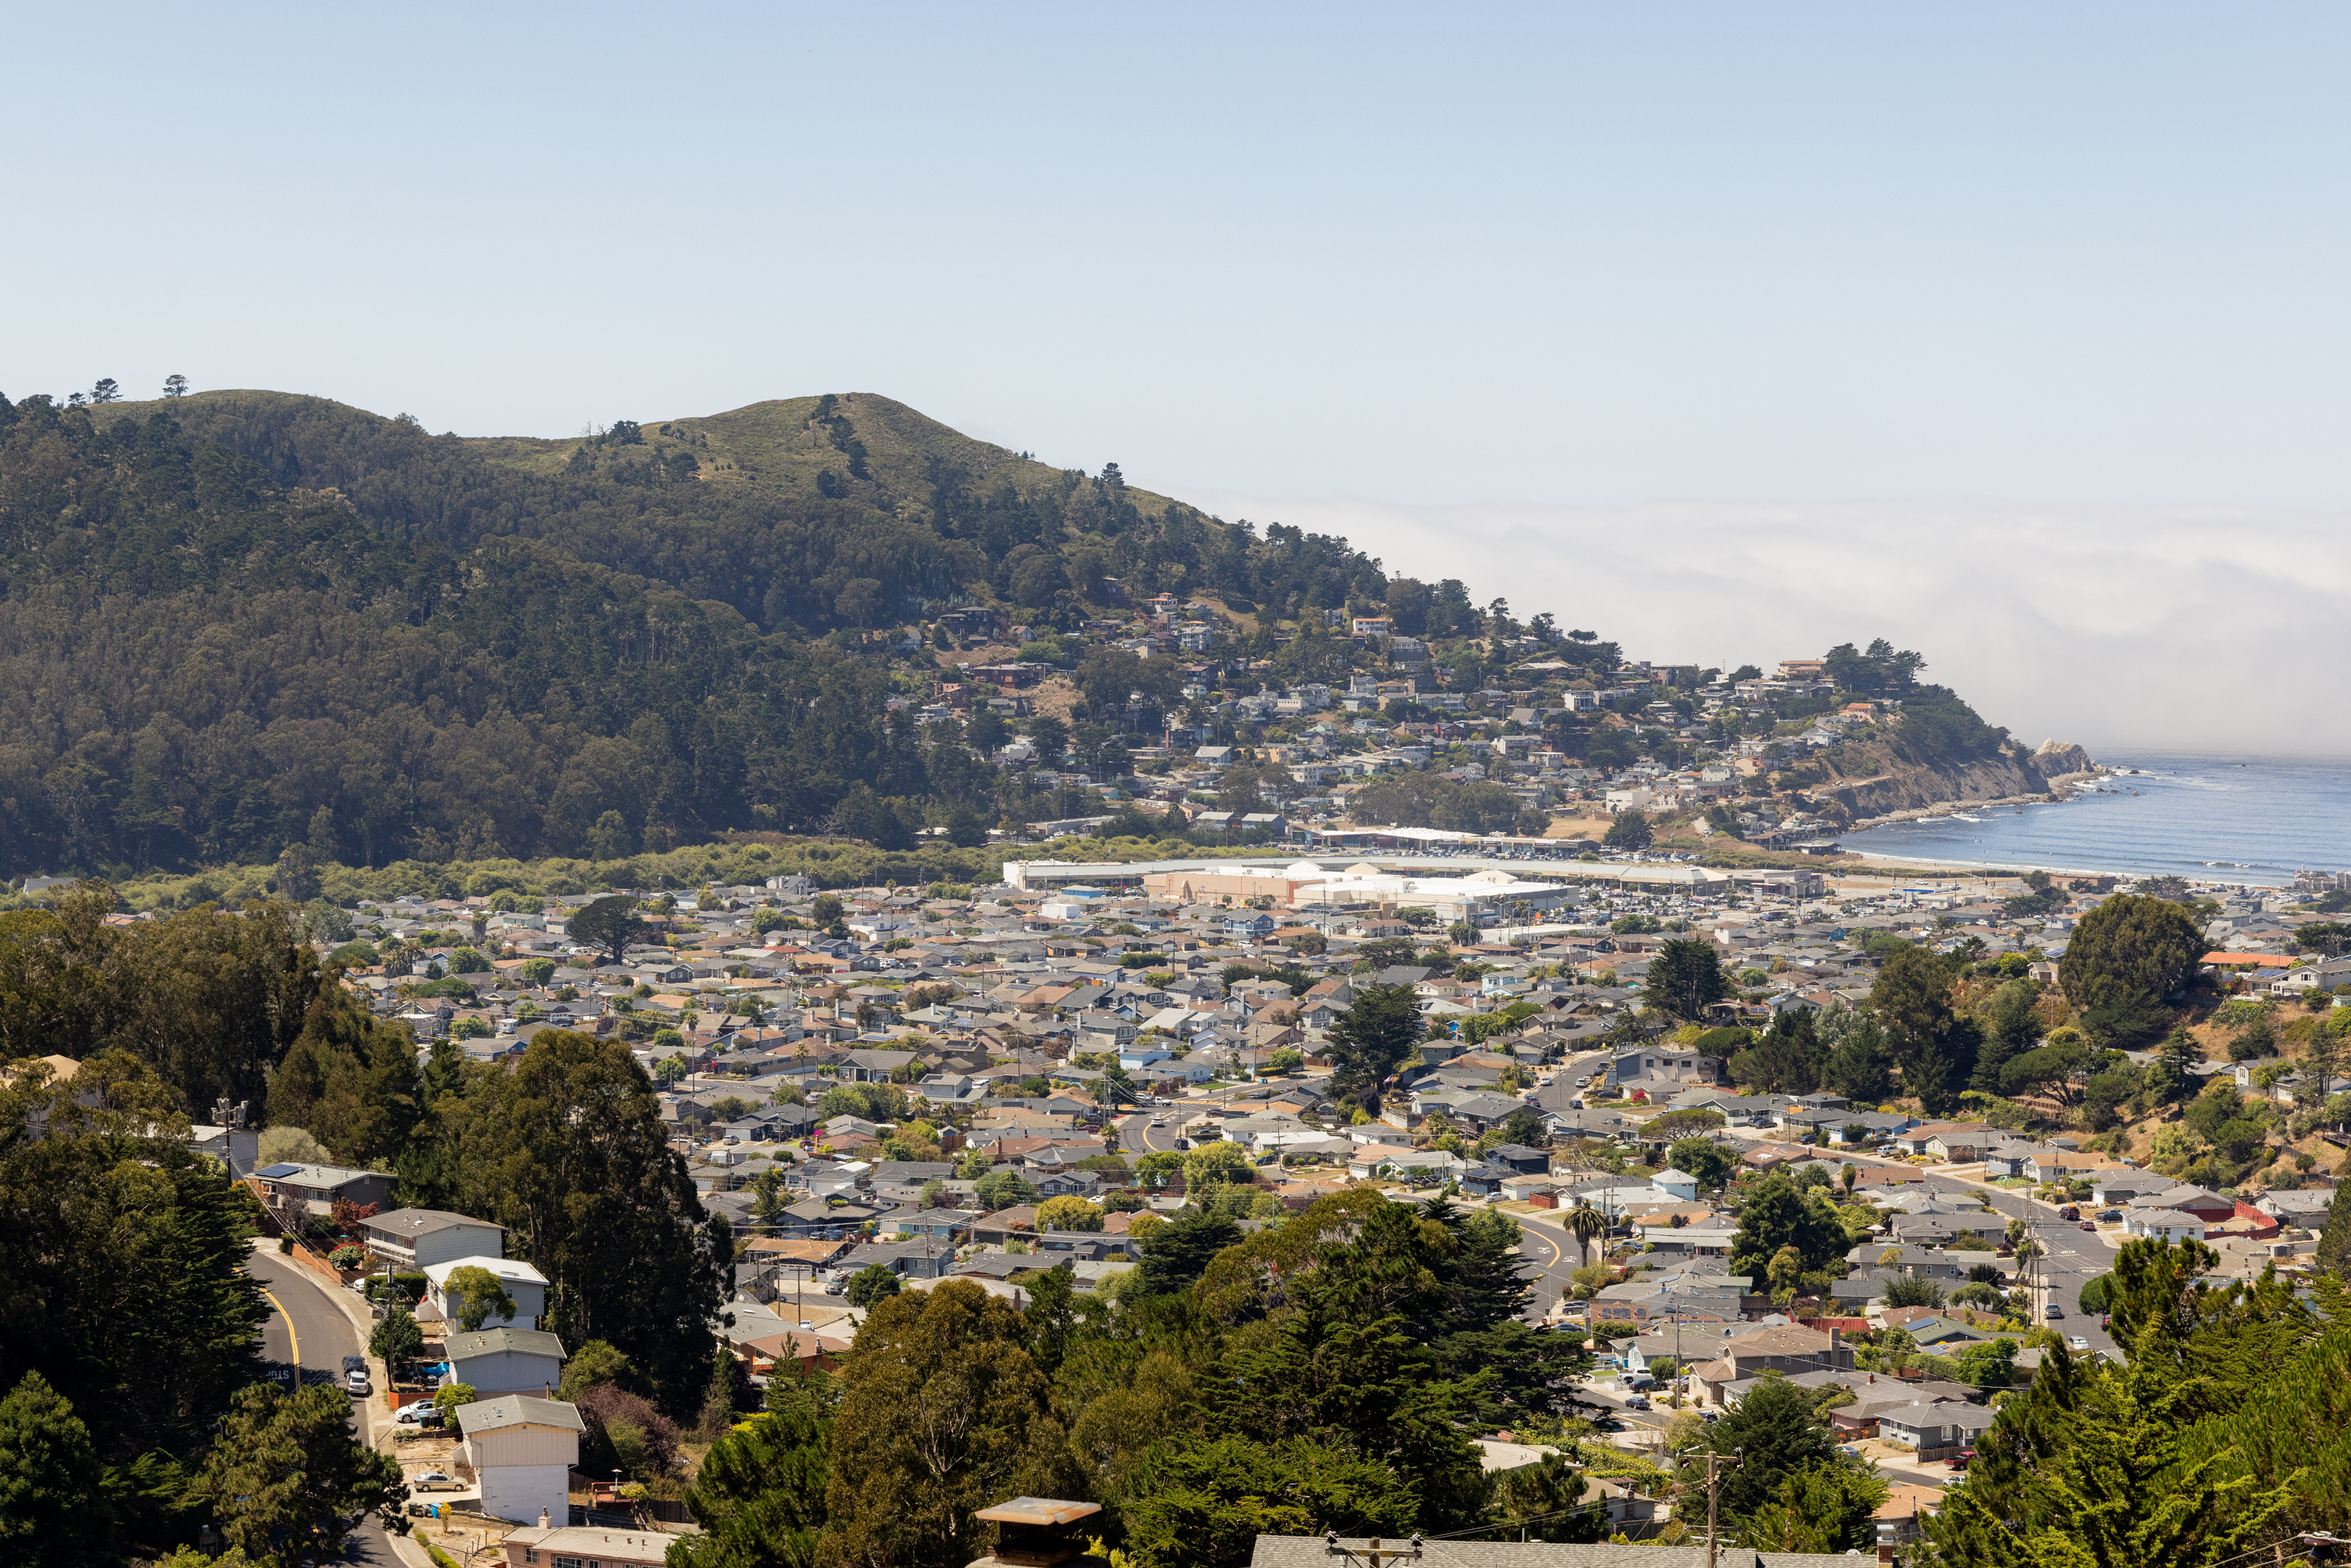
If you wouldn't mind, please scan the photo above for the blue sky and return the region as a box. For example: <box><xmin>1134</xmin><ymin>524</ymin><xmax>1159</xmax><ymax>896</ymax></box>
<box><xmin>8</xmin><ymin>6</ymin><xmax>2351</xmax><ymax>751</ymax></box>
<box><xmin>8</xmin><ymin>5</ymin><xmax>2346</xmax><ymax>505</ymax></box>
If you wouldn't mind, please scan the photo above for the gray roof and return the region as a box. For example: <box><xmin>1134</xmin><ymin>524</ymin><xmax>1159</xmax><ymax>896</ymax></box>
<box><xmin>453</xmin><ymin>1393</ymin><xmax>585</xmax><ymax>1435</ymax></box>
<box><xmin>1876</xmin><ymin>1401</ymin><xmax>1999</xmax><ymax>1432</ymax></box>
<box><xmin>363</xmin><ymin>1207</ymin><xmax>505</xmax><ymax>1238</ymax></box>
<box><xmin>444</xmin><ymin>1326</ymin><xmax>566</xmax><ymax>1361</ymax></box>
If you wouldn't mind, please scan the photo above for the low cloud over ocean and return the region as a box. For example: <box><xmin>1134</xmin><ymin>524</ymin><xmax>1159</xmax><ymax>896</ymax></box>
<box><xmin>1175</xmin><ymin>491</ymin><xmax>2351</xmax><ymax>760</ymax></box>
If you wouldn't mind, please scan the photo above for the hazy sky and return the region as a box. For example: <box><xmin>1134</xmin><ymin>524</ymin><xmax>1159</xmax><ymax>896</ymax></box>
<box><xmin>7</xmin><ymin>6</ymin><xmax>2348</xmax><ymax>750</ymax></box>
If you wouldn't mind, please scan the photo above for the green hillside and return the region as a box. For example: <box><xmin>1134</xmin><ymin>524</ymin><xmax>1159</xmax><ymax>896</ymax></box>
<box><xmin>0</xmin><ymin>386</ymin><xmax>1391</xmax><ymax>878</ymax></box>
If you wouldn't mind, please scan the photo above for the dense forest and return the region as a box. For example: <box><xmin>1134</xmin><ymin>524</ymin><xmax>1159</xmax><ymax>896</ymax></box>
<box><xmin>0</xmin><ymin>389</ymin><xmax>1422</xmax><ymax>877</ymax></box>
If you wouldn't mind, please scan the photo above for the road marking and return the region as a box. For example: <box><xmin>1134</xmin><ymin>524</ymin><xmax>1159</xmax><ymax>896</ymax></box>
<box><xmin>259</xmin><ymin>1283</ymin><xmax>298</xmax><ymax>1370</ymax></box>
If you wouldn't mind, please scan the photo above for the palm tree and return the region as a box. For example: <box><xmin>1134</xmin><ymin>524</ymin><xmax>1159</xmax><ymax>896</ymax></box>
<box><xmin>1569</xmin><ymin>1200</ymin><xmax>1607</xmax><ymax>1269</ymax></box>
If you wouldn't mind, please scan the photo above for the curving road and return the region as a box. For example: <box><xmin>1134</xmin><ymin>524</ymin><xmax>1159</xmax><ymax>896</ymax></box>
<box><xmin>248</xmin><ymin>1246</ymin><xmax>409</xmax><ymax>1568</ymax></box>
<box><xmin>1791</xmin><ymin>1145</ymin><xmax>2122</xmax><ymax>1360</ymax></box>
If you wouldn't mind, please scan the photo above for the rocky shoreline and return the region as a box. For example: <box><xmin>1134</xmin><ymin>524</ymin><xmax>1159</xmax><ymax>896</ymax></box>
<box><xmin>1813</xmin><ymin>739</ymin><xmax>2100</xmax><ymax>833</ymax></box>
<box><xmin>1846</xmin><ymin>771</ymin><xmax>2103</xmax><ymax>833</ymax></box>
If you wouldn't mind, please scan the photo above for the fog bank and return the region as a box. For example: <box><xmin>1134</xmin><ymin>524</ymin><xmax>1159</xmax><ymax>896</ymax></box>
<box><xmin>1172</xmin><ymin>491</ymin><xmax>2351</xmax><ymax>759</ymax></box>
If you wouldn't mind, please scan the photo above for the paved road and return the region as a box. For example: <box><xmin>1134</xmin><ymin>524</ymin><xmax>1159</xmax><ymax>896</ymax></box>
<box><xmin>248</xmin><ymin>1248</ymin><xmax>408</xmax><ymax>1568</ymax></box>
<box><xmin>1815</xmin><ymin>1146</ymin><xmax>2121</xmax><ymax>1360</ymax></box>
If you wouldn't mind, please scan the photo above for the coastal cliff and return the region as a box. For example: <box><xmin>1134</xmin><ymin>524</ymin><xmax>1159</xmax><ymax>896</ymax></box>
<box><xmin>1802</xmin><ymin>738</ymin><xmax>2098</xmax><ymax>829</ymax></box>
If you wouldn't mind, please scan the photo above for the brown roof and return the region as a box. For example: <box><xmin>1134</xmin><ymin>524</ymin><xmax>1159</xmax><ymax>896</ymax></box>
<box><xmin>743</xmin><ymin>1331</ymin><xmax>851</xmax><ymax>1361</ymax></box>
<box><xmin>742</xmin><ymin>1237</ymin><xmax>852</xmax><ymax>1263</ymax></box>
<box><xmin>1723</xmin><ymin>1324</ymin><xmax>1839</xmax><ymax>1356</ymax></box>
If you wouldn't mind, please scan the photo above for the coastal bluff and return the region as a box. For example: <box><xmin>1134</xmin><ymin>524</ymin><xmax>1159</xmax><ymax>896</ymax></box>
<box><xmin>1807</xmin><ymin>737</ymin><xmax>2098</xmax><ymax>828</ymax></box>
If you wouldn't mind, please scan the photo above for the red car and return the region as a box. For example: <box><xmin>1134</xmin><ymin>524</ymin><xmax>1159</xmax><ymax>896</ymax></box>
<box><xmin>2079</xmin><ymin>1220</ymin><xmax>2096</xmax><ymax>1231</ymax></box>
<box><xmin>1950</xmin><ymin>1450</ymin><xmax>1976</xmax><ymax>1472</ymax></box>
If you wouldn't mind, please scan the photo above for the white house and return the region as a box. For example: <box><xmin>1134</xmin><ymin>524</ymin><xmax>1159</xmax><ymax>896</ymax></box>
<box><xmin>444</xmin><ymin>1326</ymin><xmax>567</xmax><ymax>1400</ymax></box>
<box><xmin>422</xmin><ymin>1256</ymin><xmax>549</xmax><ymax>1331</ymax></box>
<box><xmin>455</xmin><ymin>1394</ymin><xmax>582</xmax><ymax>1526</ymax></box>
<box><xmin>2122</xmin><ymin>1206</ymin><xmax>2206</xmax><ymax>1243</ymax></box>
<box><xmin>363</xmin><ymin>1208</ymin><xmax>508</xmax><ymax>1271</ymax></box>
<box><xmin>1875</xmin><ymin>1401</ymin><xmax>1999</xmax><ymax>1463</ymax></box>
<box><xmin>1650</xmin><ymin>1168</ymin><xmax>1702</xmax><ymax>1203</ymax></box>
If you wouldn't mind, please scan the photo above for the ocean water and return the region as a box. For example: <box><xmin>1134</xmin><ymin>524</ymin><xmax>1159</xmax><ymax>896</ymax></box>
<box><xmin>1834</xmin><ymin>751</ymin><xmax>2351</xmax><ymax>887</ymax></box>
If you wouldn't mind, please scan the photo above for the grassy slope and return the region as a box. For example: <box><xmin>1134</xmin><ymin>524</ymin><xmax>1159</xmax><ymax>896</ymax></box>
<box><xmin>100</xmin><ymin>389</ymin><xmax>1201</xmax><ymax>531</ymax></box>
<box><xmin>472</xmin><ymin>392</ymin><xmax>1196</xmax><ymax>526</ymax></box>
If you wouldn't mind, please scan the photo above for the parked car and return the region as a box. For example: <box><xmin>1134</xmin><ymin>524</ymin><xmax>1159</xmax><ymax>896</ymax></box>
<box><xmin>345</xmin><ymin>1369</ymin><xmax>371</xmax><ymax>1397</ymax></box>
<box><xmin>393</xmin><ymin>1403</ymin><xmax>440</xmax><ymax>1425</ymax></box>
<box><xmin>2068</xmin><ymin>1335</ymin><xmax>2089</xmax><ymax>1353</ymax></box>
<box><xmin>2045</xmin><ymin>1304</ymin><xmax>2064</xmax><ymax>1320</ymax></box>
<box><xmin>2097</xmin><ymin>1210</ymin><xmax>2122</xmax><ymax>1223</ymax></box>
<box><xmin>1624</xmin><ymin>1396</ymin><xmax>1650</xmax><ymax>1410</ymax></box>
<box><xmin>2058</xmin><ymin>1205</ymin><xmax>2080</xmax><ymax>1222</ymax></box>
<box><xmin>1950</xmin><ymin>1450</ymin><xmax>1975</xmax><ymax>1472</ymax></box>
<box><xmin>342</xmin><ymin>1355</ymin><xmax>366</xmax><ymax>1374</ymax></box>
<box><xmin>1836</xmin><ymin>1445</ymin><xmax>1860</xmax><ymax>1458</ymax></box>
<box><xmin>411</xmin><ymin>1471</ymin><xmax>462</xmax><ymax>1492</ymax></box>
<box><xmin>2080</xmin><ymin>1220</ymin><xmax>2096</xmax><ymax>1231</ymax></box>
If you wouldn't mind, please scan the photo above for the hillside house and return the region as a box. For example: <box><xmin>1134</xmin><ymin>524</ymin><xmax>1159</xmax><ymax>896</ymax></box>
<box><xmin>454</xmin><ymin>1394</ymin><xmax>581</xmax><ymax>1526</ymax></box>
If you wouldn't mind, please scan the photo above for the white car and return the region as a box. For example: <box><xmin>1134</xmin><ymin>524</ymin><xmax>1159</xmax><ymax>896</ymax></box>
<box><xmin>2067</xmin><ymin>1335</ymin><xmax>2089</xmax><ymax>1353</ymax></box>
<box><xmin>393</xmin><ymin>1403</ymin><xmax>440</xmax><ymax>1425</ymax></box>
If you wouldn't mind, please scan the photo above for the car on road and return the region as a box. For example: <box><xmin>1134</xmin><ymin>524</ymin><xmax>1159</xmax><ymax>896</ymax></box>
<box><xmin>1624</xmin><ymin>1396</ymin><xmax>1650</xmax><ymax>1410</ymax></box>
<box><xmin>1149</xmin><ymin>1117</ymin><xmax>1166</xmax><ymax>1126</ymax></box>
<box><xmin>2045</xmin><ymin>1304</ymin><xmax>2064</xmax><ymax>1320</ymax></box>
<box><xmin>2079</xmin><ymin>1220</ymin><xmax>2096</xmax><ymax>1231</ymax></box>
<box><xmin>346</xmin><ymin>1368</ymin><xmax>371</xmax><ymax>1397</ymax></box>
<box><xmin>1589</xmin><ymin>1415</ymin><xmax>1625</xmax><ymax>1432</ymax></box>
<box><xmin>2068</xmin><ymin>1335</ymin><xmax>2089</xmax><ymax>1353</ymax></box>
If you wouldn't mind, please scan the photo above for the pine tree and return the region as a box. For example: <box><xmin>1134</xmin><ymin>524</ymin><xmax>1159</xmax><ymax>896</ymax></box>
<box><xmin>2319</xmin><ymin>1184</ymin><xmax>2351</xmax><ymax>1275</ymax></box>
<box><xmin>0</xmin><ymin>1371</ymin><xmax>114</xmax><ymax>1568</ymax></box>
<box><xmin>1972</xmin><ymin>979</ymin><xmax>2043</xmax><ymax>1095</ymax></box>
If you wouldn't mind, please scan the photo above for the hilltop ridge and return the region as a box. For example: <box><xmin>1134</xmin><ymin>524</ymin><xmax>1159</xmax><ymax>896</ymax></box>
<box><xmin>110</xmin><ymin>387</ymin><xmax>1196</xmax><ymax>538</ymax></box>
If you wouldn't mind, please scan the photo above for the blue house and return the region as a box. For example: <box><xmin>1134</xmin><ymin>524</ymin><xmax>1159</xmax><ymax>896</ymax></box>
<box><xmin>1223</xmin><ymin>912</ymin><xmax>1277</xmax><ymax>938</ymax></box>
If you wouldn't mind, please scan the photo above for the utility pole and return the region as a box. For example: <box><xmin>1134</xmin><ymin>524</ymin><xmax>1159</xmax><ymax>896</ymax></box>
<box><xmin>1698</xmin><ymin>1447</ymin><xmax>1742</xmax><ymax>1568</ymax></box>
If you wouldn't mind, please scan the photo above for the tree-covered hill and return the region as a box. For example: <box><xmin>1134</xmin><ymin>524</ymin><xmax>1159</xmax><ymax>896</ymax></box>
<box><xmin>0</xmin><ymin>387</ymin><xmax>1390</xmax><ymax>877</ymax></box>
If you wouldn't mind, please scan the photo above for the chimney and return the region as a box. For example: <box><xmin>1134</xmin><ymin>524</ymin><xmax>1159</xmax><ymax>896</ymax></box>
<box><xmin>1828</xmin><ymin>1327</ymin><xmax>1842</xmax><ymax>1349</ymax></box>
<box><xmin>538</xmin><ymin>1508</ymin><xmax>551</xmax><ymax>1529</ymax></box>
